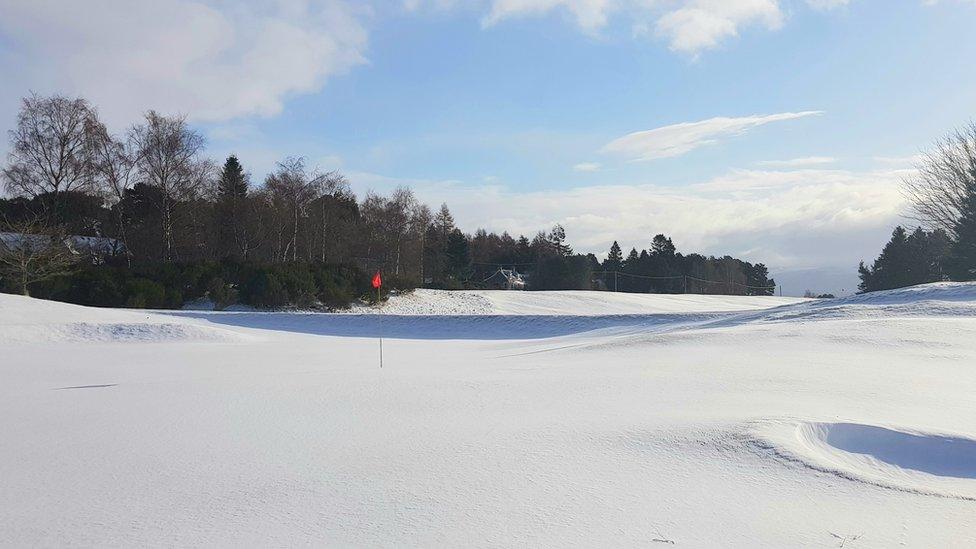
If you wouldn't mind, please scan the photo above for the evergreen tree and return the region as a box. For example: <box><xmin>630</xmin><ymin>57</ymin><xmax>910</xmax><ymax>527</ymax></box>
<box><xmin>651</xmin><ymin>234</ymin><xmax>676</xmax><ymax>256</ymax></box>
<box><xmin>216</xmin><ymin>155</ymin><xmax>249</xmax><ymax>259</ymax></box>
<box><xmin>434</xmin><ymin>203</ymin><xmax>455</xmax><ymax>240</ymax></box>
<box><xmin>858</xmin><ymin>226</ymin><xmax>951</xmax><ymax>292</ymax></box>
<box><xmin>445</xmin><ymin>228</ymin><xmax>471</xmax><ymax>281</ymax></box>
<box><xmin>604</xmin><ymin>241</ymin><xmax>623</xmax><ymax>271</ymax></box>
<box><xmin>744</xmin><ymin>262</ymin><xmax>776</xmax><ymax>296</ymax></box>
<box><xmin>217</xmin><ymin>155</ymin><xmax>248</xmax><ymax>200</ymax></box>
<box><xmin>547</xmin><ymin>224</ymin><xmax>572</xmax><ymax>256</ymax></box>
<box><xmin>947</xmin><ymin>183</ymin><xmax>976</xmax><ymax>280</ymax></box>
<box><xmin>515</xmin><ymin>235</ymin><xmax>532</xmax><ymax>263</ymax></box>
<box><xmin>624</xmin><ymin>248</ymin><xmax>639</xmax><ymax>268</ymax></box>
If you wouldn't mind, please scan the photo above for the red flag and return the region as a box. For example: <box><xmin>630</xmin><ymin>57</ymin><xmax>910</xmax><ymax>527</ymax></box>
<box><xmin>372</xmin><ymin>271</ymin><xmax>383</xmax><ymax>289</ymax></box>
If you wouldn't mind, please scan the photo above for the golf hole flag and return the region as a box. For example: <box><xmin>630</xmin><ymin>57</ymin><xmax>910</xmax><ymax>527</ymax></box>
<box><xmin>372</xmin><ymin>271</ymin><xmax>383</xmax><ymax>305</ymax></box>
<box><xmin>373</xmin><ymin>270</ymin><xmax>384</xmax><ymax>367</ymax></box>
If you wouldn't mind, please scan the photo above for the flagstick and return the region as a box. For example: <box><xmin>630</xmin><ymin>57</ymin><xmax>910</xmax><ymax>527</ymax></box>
<box><xmin>377</xmin><ymin>284</ymin><xmax>383</xmax><ymax>368</ymax></box>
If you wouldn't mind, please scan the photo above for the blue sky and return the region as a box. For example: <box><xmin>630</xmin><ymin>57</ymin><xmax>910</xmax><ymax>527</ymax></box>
<box><xmin>2</xmin><ymin>0</ymin><xmax>976</xmax><ymax>293</ymax></box>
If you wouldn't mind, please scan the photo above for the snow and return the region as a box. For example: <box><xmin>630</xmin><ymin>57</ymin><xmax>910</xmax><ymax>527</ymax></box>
<box><xmin>753</xmin><ymin>420</ymin><xmax>976</xmax><ymax>499</ymax></box>
<box><xmin>346</xmin><ymin>288</ymin><xmax>806</xmax><ymax>315</ymax></box>
<box><xmin>2</xmin><ymin>284</ymin><xmax>976</xmax><ymax>546</ymax></box>
<box><xmin>0</xmin><ymin>294</ymin><xmax>251</xmax><ymax>344</ymax></box>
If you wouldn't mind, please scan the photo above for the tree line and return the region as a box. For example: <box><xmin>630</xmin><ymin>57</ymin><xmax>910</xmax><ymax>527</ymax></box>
<box><xmin>859</xmin><ymin>123</ymin><xmax>976</xmax><ymax>293</ymax></box>
<box><xmin>1</xmin><ymin>93</ymin><xmax>775</xmax><ymax>308</ymax></box>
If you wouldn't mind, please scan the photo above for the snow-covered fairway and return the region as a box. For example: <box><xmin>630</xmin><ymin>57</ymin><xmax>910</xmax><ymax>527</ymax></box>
<box><xmin>2</xmin><ymin>285</ymin><xmax>976</xmax><ymax>547</ymax></box>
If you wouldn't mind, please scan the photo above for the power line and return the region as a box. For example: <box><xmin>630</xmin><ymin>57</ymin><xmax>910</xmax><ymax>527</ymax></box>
<box><xmin>593</xmin><ymin>270</ymin><xmax>777</xmax><ymax>292</ymax></box>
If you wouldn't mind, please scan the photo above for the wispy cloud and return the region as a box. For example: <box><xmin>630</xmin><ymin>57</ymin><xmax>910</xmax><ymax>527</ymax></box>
<box><xmin>601</xmin><ymin>111</ymin><xmax>823</xmax><ymax>161</ymax></box>
<box><xmin>806</xmin><ymin>0</ymin><xmax>850</xmax><ymax>10</ymax></box>
<box><xmin>756</xmin><ymin>156</ymin><xmax>836</xmax><ymax>167</ymax></box>
<box><xmin>428</xmin><ymin>0</ymin><xmax>853</xmax><ymax>55</ymax></box>
<box><xmin>872</xmin><ymin>154</ymin><xmax>925</xmax><ymax>166</ymax></box>
<box><xmin>482</xmin><ymin>0</ymin><xmax>614</xmax><ymax>33</ymax></box>
<box><xmin>573</xmin><ymin>162</ymin><xmax>602</xmax><ymax>172</ymax></box>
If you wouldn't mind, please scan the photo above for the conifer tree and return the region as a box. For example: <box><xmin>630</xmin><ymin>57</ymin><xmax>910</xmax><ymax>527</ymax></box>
<box><xmin>217</xmin><ymin>155</ymin><xmax>248</xmax><ymax>200</ymax></box>
<box><xmin>547</xmin><ymin>224</ymin><xmax>572</xmax><ymax>256</ymax></box>
<box><xmin>445</xmin><ymin>228</ymin><xmax>471</xmax><ymax>281</ymax></box>
<box><xmin>651</xmin><ymin>234</ymin><xmax>676</xmax><ymax>256</ymax></box>
<box><xmin>625</xmin><ymin>248</ymin><xmax>639</xmax><ymax>268</ymax></box>
<box><xmin>947</xmin><ymin>184</ymin><xmax>976</xmax><ymax>281</ymax></box>
<box><xmin>216</xmin><ymin>155</ymin><xmax>249</xmax><ymax>259</ymax></box>
<box><xmin>858</xmin><ymin>226</ymin><xmax>951</xmax><ymax>292</ymax></box>
<box><xmin>605</xmin><ymin>241</ymin><xmax>623</xmax><ymax>271</ymax></box>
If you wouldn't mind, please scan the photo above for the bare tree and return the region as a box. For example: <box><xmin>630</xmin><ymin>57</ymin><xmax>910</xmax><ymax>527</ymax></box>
<box><xmin>129</xmin><ymin>111</ymin><xmax>207</xmax><ymax>261</ymax></box>
<box><xmin>412</xmin><ymin>203</ymin><xmax>433</xmax><ymax>282</ymax></box>
<box><xmin>903</xmin><ymin>122</ymin><xmax>976</xmax><ymax>237</ymax></box>
<box><xmin>310</xmin><ymin>170</ymin><xmax>354</xmax><ymax>262</ymax></box>
<box><xmin>263</xmin><ymin>157</ymin><xmax>326</xmax><ymax>262</ymax></box>
<box><xmin>84</xmin><ymin>118</ymin><xmax>139</xmax><ymax>259</ymax></box>
<box><xmin>2</xmin><ymin>93</ymin><xmax>101</xmax><ymax>206</ymax></box>
<box><xmin>360</xmin><ymin>187</ymin><xmax>418</xmax><ymax>276</ymax></box>
<box><xmin>0</xmin><ymin>217</ymin><xmax>79</xmax><ymax>296</ymax></box>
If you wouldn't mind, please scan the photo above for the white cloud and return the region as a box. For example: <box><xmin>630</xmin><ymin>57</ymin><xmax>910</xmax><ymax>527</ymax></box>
<box><xmin>654</xmin><ymin>0</ymin><xmax>783</xmax><ymax>55</ymax></box>
<box><xmin>805</xmin><ymin>0</ymin><xmax>850</xmax><ymax>9</ymax></box>
<box><xmin>442</xmin><ymin>0</ymin><xmax>800</xmax><ymax>54</ymax></box>
<box><xmin>922</xmin><ymin>0</ymin><xmax>976</xmax><ymax>6</ymax></box>
<box><xmin>872</xmin><ymin>154</ymin><xmax>925</xmax><ymax>166</ymax></box>
<box><xmin>403</xmin><ymin>0</ymin><xmax>460</xmax><ymax>12</ymax></box>
<box><xmin>0</xmin><ymin>0</ymin><xmax>368</xmax><ymax>128</ymax></box>
<box><xmin>573</xmin><ymin>162</ymin><xmax>602</xmax><ymax>172</ymax></box>
<box><xmin>756</xmin><ymin>156</ymin><xmax>836</xmax><ymax>167</ymax></box>
<box><xmin>483</xmin><ymin>0</ymin><xmax>614</xmax><ymax>33</ymax></box>
<box><xmin>601</xmin><ymin>111</ymin><xmax>823</xmax><ymax>161</ymax></box>
<box><xmin>347</xmin><ymin>166</ymin><xmax>906</xmax><ymax>271</ymax></box>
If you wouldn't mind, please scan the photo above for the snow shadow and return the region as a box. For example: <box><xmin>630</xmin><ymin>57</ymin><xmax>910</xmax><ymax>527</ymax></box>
<box><xmin>165</xmin><ymin>312</ymin><xmax>717</xmax><ymax>340</ymax></box>
<box><xmin>825</xmin><ymin>423</ymin><xmax>976</xmax><ymax>479</ymax></box>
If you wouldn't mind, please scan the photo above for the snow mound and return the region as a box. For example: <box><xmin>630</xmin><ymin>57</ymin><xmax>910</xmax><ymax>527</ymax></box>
<box><xmin>831</xmin><ymin>281</ymin><xmax>976</xmax><ymax>306</ymax></box>
<box><xmin>724</xmin><ymin>281</ymin><xmax>976</xmax><ymax>326</ymax></box>
<box><xmin>345</xmin><ymin>288</ymin><xmax>805</xmax><ymax>316</ymax></box>
<box><xmin>752</xmin><ymin>420</ymin><xmax>976</xmax><ymax>499</ymax></box>
<box><xmin>0</xmin><ymin>294</ymin><xmax>247</xmax><ymax>344</ymax></box>
<box><xmin>2</xmin><ymin>321</ymin><xmax>245</xmax><ymax>344</ymax></box>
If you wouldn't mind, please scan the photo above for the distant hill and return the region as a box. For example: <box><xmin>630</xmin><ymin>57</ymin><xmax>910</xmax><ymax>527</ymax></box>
<box><xmin>770</xmin><ymin>266</ymin><xmax>860</xmax><ymax>297</ymax></box>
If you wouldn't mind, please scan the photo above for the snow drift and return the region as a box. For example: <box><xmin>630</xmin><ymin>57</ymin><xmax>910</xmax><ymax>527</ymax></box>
<box><xmin>0</xmin><ymin>294</ymin><xmax>249</xmax><ymax>344</ymax></box>
<box><xmin>752</xmin><ymin>420</ymin><xmax>976</xmax><ymax>500</ymax></box>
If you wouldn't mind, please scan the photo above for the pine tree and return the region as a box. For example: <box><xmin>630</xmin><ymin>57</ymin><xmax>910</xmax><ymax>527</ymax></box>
<box><xmin>861</xmin><ymin>226</ymin><xmax>909</xmax><ymax>291</ymax></box>
<box><xmin>624</xmin><ymin>248</ymin><xmax>639</xmax><ymax>268</ymax></box>
<box><xmin>858</xmin><ymin>226</ymin><xmax>951</xmax><ymax>292</ymax></box>
<box><xmin>947</xmin><ymin>184</ymin><xmax>976</xmax><ymax>281</ymax></box>
<box><xmin>216</xmin><ymin>155</ymin><xmax>249</xmax><ymax>259</ymax></box>
<box><xmin>445</xmin><ymin>228</ymin><xmax>471</xmax><ymax>281</ymax></box>
<box><xmin>547</xmin><ymin>224</ymin><xmax>572</xmax><ymax>256</ymax></box>
<box><xmin>434</xmin><ymin>203</ymin><xmax>455</xmax><ymax>240</ymax></box>
<box><xmin>651</xmin><ymin>234</ymin><xmax>676</xmax><ymax>256</ymax></box>
<box><xmin>217</xmin><ymin>155</ymin><xmax>248</xmax><ymax>200</ymax></box>
<box><xmin>604</xmin><ymin>241</ymin><xmax>623</xmax><ymax>271</ymax></box>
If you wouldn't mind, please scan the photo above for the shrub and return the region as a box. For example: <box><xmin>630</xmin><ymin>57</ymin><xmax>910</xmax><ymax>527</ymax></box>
<box><xmin>242</xmin><ymin>271</ymin><xmax>288</xmax><ymax>309</ymax></box>
<box><xmin>125</xmin><ymin>278</ymin><xmax>166</xmax><ymax>308</ymax></box>
<box><xmin>3</xmin><ymin>259</ymin><xmax>366</xmax><ymax>310</ymax></box>
<box><xmin>207</xmin><ymin>277</ymin><xmax>238</xmax><ymax>310</ymax></box>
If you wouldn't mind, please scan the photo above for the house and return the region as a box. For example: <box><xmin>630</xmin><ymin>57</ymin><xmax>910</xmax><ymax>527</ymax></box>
<box><xmin>0</xmin><ymin>232</ymin><xmax>126</xmax><ymax>264</ymax></box>
<box><xmin>483</xmin><ymin>268</ymin><xmax>526</xmax><ymax>290</ymax></box>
